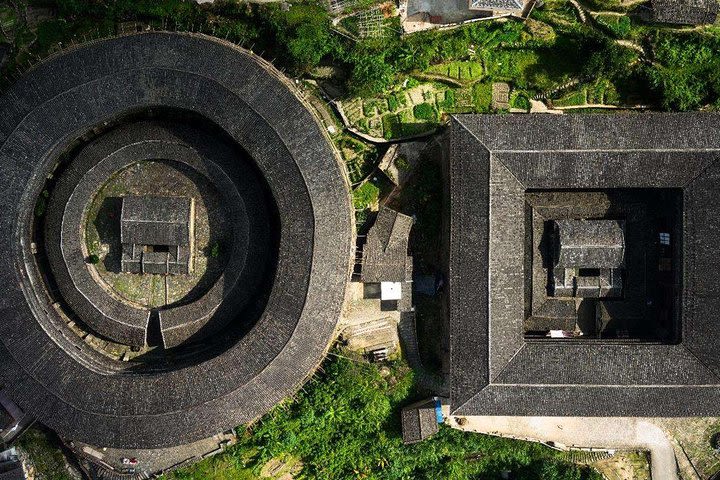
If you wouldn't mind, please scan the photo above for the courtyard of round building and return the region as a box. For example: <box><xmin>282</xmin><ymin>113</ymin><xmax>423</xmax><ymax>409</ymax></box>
<box><xmin>84</xmin><ymin>160</ymin><xmax>230</xmax><ymax>309</ymax></box>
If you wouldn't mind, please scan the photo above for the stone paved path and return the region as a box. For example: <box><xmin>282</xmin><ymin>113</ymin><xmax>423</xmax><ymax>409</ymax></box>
<box><xmin>447</xmin><ymin>416</ymin><xmax>678</xmax><ymax>480</ymax></box>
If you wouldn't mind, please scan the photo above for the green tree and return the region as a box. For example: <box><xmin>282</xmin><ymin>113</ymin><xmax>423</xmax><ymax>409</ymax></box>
<box><xmin>648</xmin><ymin>35</ymin><xmax>720</xmax><ymax>110</ymax></box>
<box><xmin>247</xmin><ymin>354</ymin><xmax>600</xmax><ymax>480</ymax></box>
<box><xmin>580</xmin><ymin>33</ymin><xmax>633</xmax><ymax>80</ymax></box>
<box><xmin>286</xmin><ymin>19</ymin><xmax>333</xmax><ymax>70</ymax></box>
<box><xmin>267</xmin><ymin>4</ymin><xmax>336</xmax><ymax>73</ymax></box>
<box><xmin>348</xmin><ymin>50</ymin><xmax>396</xmax><ymax>96</ymax></box>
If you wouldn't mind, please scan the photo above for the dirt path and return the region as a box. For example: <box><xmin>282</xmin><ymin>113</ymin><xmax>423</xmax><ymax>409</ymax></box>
<box><xmin>448</xmin><ymin>416</ymin><xmax>678</xmax><ymax>480</ymax></box>
<box><xmin>616</xmin><ymin>38</ymin><xmax>646</xmax><ymax>55</ymax></box>
<box><xmin>569</xmin><ymin>0</ymin><xmax>588</xmax><ymax>23</ymax></box>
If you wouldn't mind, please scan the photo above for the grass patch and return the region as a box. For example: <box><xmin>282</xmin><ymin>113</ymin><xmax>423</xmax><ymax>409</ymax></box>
<box><xmin>353</xmin><ymin>180</ymin><xmax>379</xmax><ymax>210</ymax></box>
<box><xmin>165</xmin><ymin>353</ymin><xmax>601</xmax><ymax>480</ymax></box>
<box><xmin>484</xmin><ymin>49</ymin><xmax>539</xmax><ymax>86</ymax></box>
<box><xmin>338</xmin><ymin>136</ymin><xmax>377</xmax><ymax>183</ymax></box>
<box><xmin>382</xmin><ymin>113</ymin><xmax>403</xmax><ymax>140</ymax></box>
<box><xmin>162</xmin><ymin>447</ymin><xmax>257</xmax><ymax>480</ymax></box>
<box><xmin>381</xmin><ymin>111</ymin><xmax>437</xmax><ymax>140</ymax></box>
<box><xmin>437</xmin><ymin>89</ymin><xmax>456</xmax><ymax>110</ymax></box>
<box><xmin>353</xmin><ymin>177</ymin><xmax>390</xmax><ymax>231</ymax></box>
<box><xmin>387</xmin><ymin>94</ymin><xmax>400</xmax><ymax>112</ymax></box>
<box><xmin>0</xmin><ymin>5</ymin><xmax>19</xmax><ymax>33</ymax></box>
<box><xmin>413</xmin><ymin>102</ymin><xmax>437</xmax><ymax>121</ymax></box>
<box><xmin>472</xmin><ymin>82</ymin><xmax>493</xmax><ymax>112</ymax></box>
<box><xmin>553</xmin><ymin>89</ymin><xmax>587</xmax><ymax>107</ymax></box>
<box><xmin>595</xmin><ymin>14</ymin><xmax>632</xmax><ymax>39</ymax></box>
<box><xmin>17</xmin><ymin>427</ymin><xmax>74</xmax><ymax>480</ymax></box>
<box><xmin>427</xmin><ymin>60</ymin><xmax>484</xmax><ymax>82</ymax></box>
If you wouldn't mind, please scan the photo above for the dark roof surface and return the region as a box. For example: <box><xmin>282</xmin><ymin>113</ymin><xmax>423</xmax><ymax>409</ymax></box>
<box><xmin>121</xmin><ymin>196</ymin><xmax>192</xmax><ymax>246</ymax></box>
<box><xmin>651</xmin><ymin>0</ymin><xmax>718</xmax><ymax>24</ymax></box>
<box><xmin>0</xmin><ymin>464</ymin><xmax>25</xmax><ymax>480</ymax></box>
<box><xmin>470</xmin><ymin>0</ymin><xmax>524</xmax><ymax>10</ymax></box>
<box><xmin>555</xmin><ymin>219</ymin><xmax>625</xmax><ymax>268</ymax></box>
<box><xmin>448</xmin><ymin>113</ymin><xmax>720</xmax><ymax>417</ymax></box>
<box><xmin>0</xmin><ymin>33</ymin><xmax>353</xmax><ymax>449</ymax></box>
<box><xmin>401</xmin><ymin>399</ymin><xmax>438</xmax><ymax>444</ymax></box>
<box><xmin>43</xmin><ymin>121</ymin><xmax>266</xmax><ymax>347</ymax></box>
<box><xmin>361</xmin><ymin>207</ymin><xmax>413</xmax><ymax>283</ymax></box>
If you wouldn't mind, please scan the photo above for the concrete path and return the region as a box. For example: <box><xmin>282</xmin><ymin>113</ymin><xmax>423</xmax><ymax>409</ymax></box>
<box><xmin>529</xmin><ymin>99</ymin><xmax>563</xmax><ymax>114</ymax></box>
<box><xmin>616</xmin><ymin>38</ymin><xmax>646</xmax><ymax>55</ymax></box>
<box><xmin>447</xmin><ymin>416</ymin><xmax>678</xmax><ymax>480</ymax></box>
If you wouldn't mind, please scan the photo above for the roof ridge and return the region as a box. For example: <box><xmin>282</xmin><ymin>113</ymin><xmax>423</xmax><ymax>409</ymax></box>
<box><xmin>451</xmin><ymin>115</ymin><xmax>492</xmax><ymax>153</ymax></box>
<box><xmin>493</xmin><ymin>151</ymin><xmax>527</xmax><ymax>190</ymax></box>
<box><xmin>681</xmin><ymin>343</ymin><xmax>720</xmax><ymax>384</ymax></box>
<box><xmin>683</xmin><ymin>153</ymin><xmax>720</xmax><ymax>188</ymax></box>
<box><xmin>489</xmin><ymin>343</ymin><xmax>526</xmax><ymax>384</ymax></box>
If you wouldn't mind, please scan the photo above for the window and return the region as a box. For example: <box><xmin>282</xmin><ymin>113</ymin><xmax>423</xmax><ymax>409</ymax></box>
<box><xmin>145</xmin><ymin>245</ymin><xmax>170</xmax><ymax>253</ymax></box>
<box><xmin>578</xmin><ymin>268</ymin><xmax>600</xmax><ymax>277</ymax></box>
<box><xmin>659</xmin><ymin>232</ymin><xmax>670</xmax><ymax>246</ymax></box>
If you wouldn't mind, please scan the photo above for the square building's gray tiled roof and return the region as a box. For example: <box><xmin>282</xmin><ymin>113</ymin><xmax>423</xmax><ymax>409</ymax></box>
<box><xmin>470</xmin><ymin>0</ymin><xmax>524</xmax><ymax>10</ymax></box>
<box><xmin>651</xmin><ymin>0</ymin><xmax>719</xmax><ymax>25</ymax></box>
<box><xmin>447</xmin><ymin>113</ymin><xmax>720</xmax><ymax>417</ymax></box>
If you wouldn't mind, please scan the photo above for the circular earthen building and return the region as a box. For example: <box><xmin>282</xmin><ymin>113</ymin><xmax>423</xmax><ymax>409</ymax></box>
<box><xmin>0</xmin><ymin>32</ymin><xmax>353</xmax><ymax>449</ymax></box>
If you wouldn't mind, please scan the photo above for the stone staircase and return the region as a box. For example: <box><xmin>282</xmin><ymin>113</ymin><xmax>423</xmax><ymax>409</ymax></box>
<box><xmin>564</xmin><ymin>449</ymin><xmax>615</xmax><ymax>464</ymax></box>
<box><xmin>84</xmin><ymin>461</ymin><xmax>151</xmax><ymax>480</ymax></box>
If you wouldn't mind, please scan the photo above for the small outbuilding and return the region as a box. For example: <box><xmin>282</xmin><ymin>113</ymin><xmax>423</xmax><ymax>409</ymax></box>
<box><xmin>553</xmin><ymin>219</ymin><xmax>625</xmax><ymax>269</ymax></box>
<box><xmin>552</xmin><ymin>219</ymin><xmax>625</xmax><ymax>298</ymax></box>
<box><xmin>120</xmin><ymin>195</ymin><xmax>194</xmax><ymax>275</ymax></box>
<box><xmin>401</xmin><ymin>399</ymin><xmax>440</xmax><ymax>444</ymax></box>
<box><xmin>492</xmin><ymin>82</ymin><xmax>511</xmax><ymax>110</ymax></box>
<box><xmin>361</xmin><ymin>207</ymin><xmax>413</xmax><ymax>310</ymax></box>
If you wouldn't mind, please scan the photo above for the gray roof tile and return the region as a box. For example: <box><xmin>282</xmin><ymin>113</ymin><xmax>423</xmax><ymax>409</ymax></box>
<box><xmin>448</xmin><ymin>113</ymin><xmax>720</xmax><ymax>417</ymax></box>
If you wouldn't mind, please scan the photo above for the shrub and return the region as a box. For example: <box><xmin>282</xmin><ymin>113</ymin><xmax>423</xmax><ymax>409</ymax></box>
<box><xmin>353</xmin><ymin>181</ymin><xmax>380</xmax><ymax>211</ymax></box>
<box><xmin>472</xmin><ymin>82</ymin><xmax>493</xmax><ymax>112</ymax></box>
<box><xmin>87</xmin><ymin>254</ymin><xmax>100</xmax><ymax>265</ymax></box>
<box><xmin>413</xmin><ymin>102</ymin><xmax>437</xmax><ymax>121</ymax></box>
<box><xmin>437</xmin><ymin>89</ymin><xmax>456</xmax><ymax>110</ymax></box>
<box><xmin>34</xmin><ymin>190</ymin><xmax>49</xmax><ymax>217</ymax></box>
<box><xmin>349</xmin><ymin>52</ymin><xmax>396</xmax><ymax>97</ymax></box>
<box><xmin>362</xmin><ymin>101</ymin><xmax>375</xmax><ymax>117</ymax></box>
<box><xmin>648</xmin><ymin>35</ymin><xmax>720</xmax><ymax>111</ymax></box>
<box><xmin>387</xmin><ymin>95</ymin><xmax>399</xmax><ymax>112</ymax></box>
<box><xmin>34</xmin><ymin>198</ymin><xmax>47</xmax><ymax>217</ymax></box>
<box><xmin>210</xmin><ymin>242</ymin><xmax>221</xmax><ymax>258</ymax></box>
<box><xmin>237</xmin><ymin>354</ymin><xmax>600</xmax><ymax>480</ymax></box>
<box><xmin>511</xmin><ymin>92</ymin><xmax>531</xmax><ymax>111</ymax></box>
